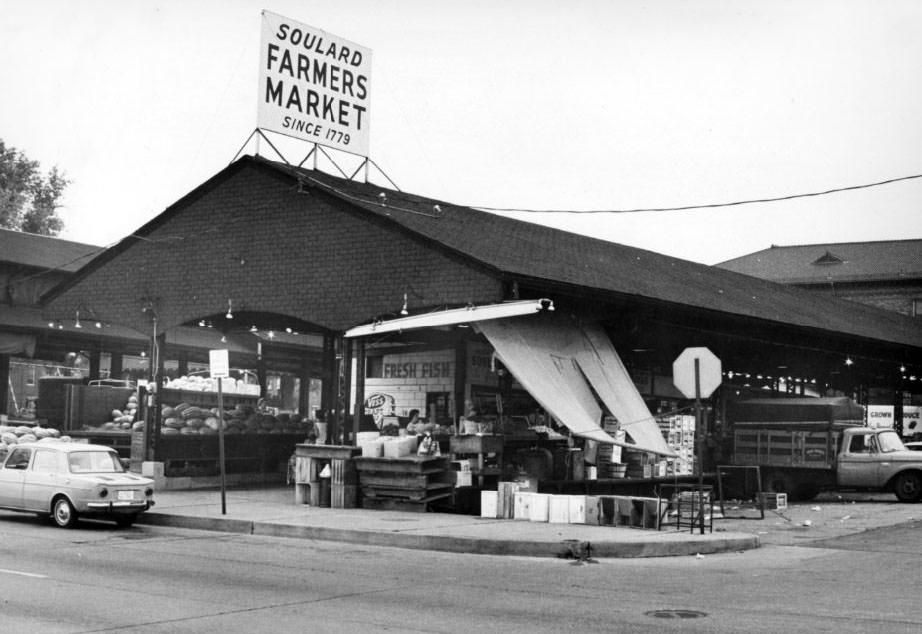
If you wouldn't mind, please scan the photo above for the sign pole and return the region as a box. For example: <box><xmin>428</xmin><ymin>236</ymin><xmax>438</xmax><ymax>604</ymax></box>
<box><xmin>217</xmin><ymin>378</ymin><xmax>227</xmax><ymax>515</ymax></box>
<box><xmin>695</xmin><ymin>358</ymin><xmax>704</xmax><ymax>535</ymax></box>
<box><xmin>210</xmin><ymin>349</ymin><xmax>230</xmax><ymax>515</ymax></box>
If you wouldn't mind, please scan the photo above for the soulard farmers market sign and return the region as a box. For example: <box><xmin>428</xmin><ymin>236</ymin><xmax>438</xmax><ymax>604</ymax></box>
<box><xmin>258</xmin><ymin>11</ymin><xmax>371</xmax><ymax>156</ymax></box>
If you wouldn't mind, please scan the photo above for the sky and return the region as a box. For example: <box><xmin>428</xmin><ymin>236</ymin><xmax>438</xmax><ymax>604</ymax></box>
<box><xmin>3</xmin><ymin>0</ymin><xmax>921</xmax><ymax>265</ymax></box>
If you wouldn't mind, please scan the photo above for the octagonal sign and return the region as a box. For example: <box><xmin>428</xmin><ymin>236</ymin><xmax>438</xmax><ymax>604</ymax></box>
<box><xmin>673</xmin><ymin>347</ymin><xmax>722</xmax><ymax>399</ymax></box>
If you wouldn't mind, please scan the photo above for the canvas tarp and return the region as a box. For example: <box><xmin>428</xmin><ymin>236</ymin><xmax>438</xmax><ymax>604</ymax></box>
<box><xmin>475</xmin><ymin>316</ymin><xmax>675</xmax><ymax>456</ymax></box>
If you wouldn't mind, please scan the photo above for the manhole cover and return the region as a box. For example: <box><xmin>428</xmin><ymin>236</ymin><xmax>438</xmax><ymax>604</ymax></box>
<box><xmin>645</xmin><ymin>609</ymin><xmax>707</xmax><ymax>619</ymax></box>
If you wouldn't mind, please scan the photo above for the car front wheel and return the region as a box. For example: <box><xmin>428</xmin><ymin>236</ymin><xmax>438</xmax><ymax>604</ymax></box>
<box><xmin>52</xmin><ymin>497</ymin><xmax>78</xmax><ymax>528</ymax></box>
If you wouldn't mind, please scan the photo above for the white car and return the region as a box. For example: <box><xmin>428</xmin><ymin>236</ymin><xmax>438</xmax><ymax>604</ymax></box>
<box><xmin>0</xmin><ymin>442</ymin><xmax>154</xmax><ymax>528</ymax></box>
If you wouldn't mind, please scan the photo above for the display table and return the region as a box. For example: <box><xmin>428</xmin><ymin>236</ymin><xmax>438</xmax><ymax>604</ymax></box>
<box><xmin>354</xmin><ymin>455</ymin><xmax>451</xmax><ymax>512</ymax></box>
<box><xmin>294</xmin><ymin>444</ymin><xmax>361</xmax><ymax>508</ymax></box>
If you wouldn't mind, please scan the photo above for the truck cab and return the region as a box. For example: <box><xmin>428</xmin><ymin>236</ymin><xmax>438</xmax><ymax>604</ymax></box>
<box><xmin>837</xmin><ymin>427</ymin><xmax>922</xmax><ymax>501</ymax></box>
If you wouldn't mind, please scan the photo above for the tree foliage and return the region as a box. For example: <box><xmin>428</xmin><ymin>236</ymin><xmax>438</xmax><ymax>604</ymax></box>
<box><xmin>0</xmin><ymin>139</ymin><xmax>69</xmax><ymax>236</ymax></box>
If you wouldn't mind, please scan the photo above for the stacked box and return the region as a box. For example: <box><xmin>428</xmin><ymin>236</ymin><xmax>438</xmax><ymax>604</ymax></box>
<box><xmin>658</xmin><ymin>414</ymin><xmax>697</xmax><ymax>476</ymax></box>
<box><xmin>597</xmin><ymin>420</ymin><xmax>626</xmax><ymax>477</ymax></box>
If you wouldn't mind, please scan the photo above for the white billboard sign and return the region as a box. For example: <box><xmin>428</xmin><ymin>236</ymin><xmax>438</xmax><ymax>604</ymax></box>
<box><xmin>867</xmin><ymin>404</ymin><xmax>894</xmax><ymax>429</ymax></box>
<box><xmin>903</xmin><ymin>405</ymin><xmax>921</xmax><ymax>437</ymax></box>
<box><xmin>258</xmin><ymin>11</ymin><xmax>371</xmax><ymax>156</ymax></box>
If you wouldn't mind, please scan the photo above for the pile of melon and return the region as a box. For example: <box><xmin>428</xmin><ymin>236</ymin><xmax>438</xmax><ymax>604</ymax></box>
<box><xmin>159</xmin><ymin>403</ymin><xmax>312</xmax><ymax>436</ymax></box>
<box><xmin>0</xmin><ymin>425</ymin><xmax>68</xmax><ymax>459</ymax></box>
<box><xmin>81</xmin><ymin>392</ymin><xmax>141</xmax><ymax>432</ymax></box>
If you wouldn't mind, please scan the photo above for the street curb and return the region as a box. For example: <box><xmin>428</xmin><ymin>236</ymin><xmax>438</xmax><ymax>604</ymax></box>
<box><xmin>137</xmin><ymin>512</ymin><xmax>761</xmax><ymax>558</ymax></box>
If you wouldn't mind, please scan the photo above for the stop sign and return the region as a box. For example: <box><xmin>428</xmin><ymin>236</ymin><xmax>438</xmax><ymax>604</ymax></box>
<box><xmin>673</xmin><ymin>347</ymin><xmax>722</xmax><ymax>399</ymax></box>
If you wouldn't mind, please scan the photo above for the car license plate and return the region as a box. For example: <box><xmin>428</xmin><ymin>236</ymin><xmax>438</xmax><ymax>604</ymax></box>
<box><xmin>117</xmin><ymin>490</ymin><xmax>135</xmax><ymax>501</ymax></box>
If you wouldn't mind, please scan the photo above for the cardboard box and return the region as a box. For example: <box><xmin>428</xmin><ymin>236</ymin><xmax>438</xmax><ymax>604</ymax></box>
<box><xmin>513</xmin><ymin>492</ymin><xmax>533</xmax><ymax>520</ymax></box>
<box><xmin>529</xmin><ymin>493</ymin><xmax>550</xmax><ymax>522</ymax></box>
<box><xmin>480</xmin><ymin>490</ymin><xmax>498</xmax><ymax>518</ymax></box>
<box><xmin>548</xmin><ymin>495</ymin><xmax>570</xmax><ymax>523</ymax></box>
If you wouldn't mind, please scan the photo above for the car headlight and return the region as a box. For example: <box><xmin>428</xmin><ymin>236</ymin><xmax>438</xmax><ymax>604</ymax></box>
<box><xmin>144</xmin><ymin>488</ymin><xmax>154</xmax><ymax>497</ymax></box>
<box><xmin>99</xmin><ymin>488</ymin><xmax>109</xmax><ymax>498</ymax></box>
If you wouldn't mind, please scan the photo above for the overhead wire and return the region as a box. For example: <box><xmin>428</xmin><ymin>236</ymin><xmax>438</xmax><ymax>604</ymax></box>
<box><xmin>471</xmin><ymin>172</ymin><xmax>922</xmax><ymax>214</ymax></box>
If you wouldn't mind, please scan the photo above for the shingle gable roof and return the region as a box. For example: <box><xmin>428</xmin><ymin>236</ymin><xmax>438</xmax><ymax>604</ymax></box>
<box><xmin>716</xmin><ymin>239</ymin><xmax>922</xmax><ymax>283</ymax></box>
<box><xmin>285</xmin><ymin>160</ymin><xmax>921</xmax><ymax>348</ymax></box>
<box><xmin>38</xmin><ymin>155</ymin><xmax>922</xmax><ymax>351</ymax></box>
<box><xmin>0</xmin><ymin>227</ymin><xmax>101</xmax><ymax>272</ymax></box>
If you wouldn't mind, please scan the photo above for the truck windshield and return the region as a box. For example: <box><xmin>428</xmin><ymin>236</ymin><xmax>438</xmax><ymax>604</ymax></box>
<box><xmin>877</xmin><ymin>431</ymin><xmax>907</xmax><ymax>453</ymax></box>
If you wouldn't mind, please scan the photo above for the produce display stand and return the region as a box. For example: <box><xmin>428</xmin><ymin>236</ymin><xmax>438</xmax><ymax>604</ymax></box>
<box><xmin>159</xmin><ymin>433</ymin><xmax>303</xmax><ymax>478</ymax></box>
<box><xmin>159</xmin><ymin>387</ymin><xmax>258</xmax><ymax>411</ymax></box>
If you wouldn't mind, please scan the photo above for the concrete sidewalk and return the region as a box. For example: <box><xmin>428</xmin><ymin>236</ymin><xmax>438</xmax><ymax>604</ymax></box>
<box><xmin>138</xmin><ymin>484</ymin><xmax>761</xmax><ymax>558</ymax></box>
<box><xmin>137</xmin><ymin>486</ymin><xmax>920</xmax><ymax>558</ymax></box>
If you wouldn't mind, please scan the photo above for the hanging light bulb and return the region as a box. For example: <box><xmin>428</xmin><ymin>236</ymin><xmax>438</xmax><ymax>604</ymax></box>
<box><xmin>95</xmin><ymin>321</ymin><xmax>102</xmax><ymax>328</ymax></box>
<box><xmin>226</xmin><ymin>299</ymin><xmax>234</xmax><ymax>320</ymax></box>
<box><xmin>845</xmin><ymin>356</ymin><xmax>854</xmax><ymax>366</ymax></box>
<box><xmin>400</xmin><ymin>292</ymin><xmax>408</xmax><ymax>316</ymax></box>
<box><xmin>249</xmin><ymin>325</ymin><xmax>258</xmax><ymax>333</ymax></box>
<box><xmin>220</xmin><ymin>335</ymin><xmax>227</xmax><ymax>343</ymax></box>
<box><xmin>74</xmin><ymin>311</ymin><xmax>82</xmax><ymax>329</ymax></box>
<box><xmin>268</xmin><ymin>330</ymin><xmax>275</xmax><ymax>339</ymax></box>
<box><xmin>48</xmin><ymin>320</ymin><xmax>55</xmax><ymax>328</ymax></box>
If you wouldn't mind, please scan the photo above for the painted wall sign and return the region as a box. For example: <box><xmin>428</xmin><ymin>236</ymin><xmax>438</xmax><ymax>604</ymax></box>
<box><xmin>258</xmin><ymin>11</ymin><xmax>371</xmax><ymax>156</ymax></box>
<box><xmin>383</xmin><ymin>361</ymin><xmax>452</xmax><ymax>379</ymax></box>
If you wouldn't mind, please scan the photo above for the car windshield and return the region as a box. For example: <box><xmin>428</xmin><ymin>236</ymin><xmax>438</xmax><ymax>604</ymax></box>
<box><xmin>68</xmin><ymin>451</ymin><xmax>125</xmax><ymax>473</ymax></box>
<box><xmin>877</xmin><ymin>430</ymin><xmax>907</xmax><ymax>453</ymax></box>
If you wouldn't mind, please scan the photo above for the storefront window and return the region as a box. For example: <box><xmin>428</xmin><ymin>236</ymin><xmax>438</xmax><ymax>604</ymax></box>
<box><xmin>265</xmin><ymin>371</ymin><xmax>301</xmax><ymax>413</ymax></box>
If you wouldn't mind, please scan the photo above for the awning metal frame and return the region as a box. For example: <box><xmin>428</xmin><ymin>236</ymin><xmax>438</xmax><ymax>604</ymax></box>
<box><xmin>344</xmin><ymin>299</ymin><xmax>554</xmax><ymax>338</ymax></box>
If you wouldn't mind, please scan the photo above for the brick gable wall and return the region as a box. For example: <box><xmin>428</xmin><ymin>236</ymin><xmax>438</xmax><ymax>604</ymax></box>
<box><xmin>45</xmin><ymin>163</ymin><xmax>505</xmax><ymax>334</ymax></box>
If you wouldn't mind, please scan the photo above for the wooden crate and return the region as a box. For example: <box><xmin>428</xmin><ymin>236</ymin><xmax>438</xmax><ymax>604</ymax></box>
<box><xmin>355</xmin><ymin>456</ymin><xmax>451</xmax><ymax>511</ymax></box>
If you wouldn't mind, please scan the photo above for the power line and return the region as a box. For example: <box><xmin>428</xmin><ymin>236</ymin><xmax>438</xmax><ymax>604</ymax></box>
<box><xmin>472</xmin><ymin>172</ymin><xmax>922</xmax><ymax>214</ymax></box>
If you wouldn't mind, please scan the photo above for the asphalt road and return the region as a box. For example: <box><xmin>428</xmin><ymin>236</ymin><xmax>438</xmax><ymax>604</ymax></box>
<box><xmin>0</xmin><ymin>507</ymin><xmax>922</xmax><ymax>634</ymax></box>
<box><xmin>1</xmin><ymin>509</ymin><xmax>920</xmax><ymax>634</ymax></box>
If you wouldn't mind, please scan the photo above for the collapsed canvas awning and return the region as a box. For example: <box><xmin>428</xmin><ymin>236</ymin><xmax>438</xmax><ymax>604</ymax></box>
<box><xmin>475</xmin><ymin>315</ymin><xmax>676</xmax><ymax>456</ymax></box>
<box><xmin>344</xmin><ymin>299</ymin><xmax>554</xmax><ymax>338</ymax></box>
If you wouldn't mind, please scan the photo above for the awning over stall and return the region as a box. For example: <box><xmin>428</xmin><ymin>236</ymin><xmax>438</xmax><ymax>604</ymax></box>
<box><xmin>476</xmin><ymin>316</ymin><xmax>676</xmax><ymax>456</ymax></box>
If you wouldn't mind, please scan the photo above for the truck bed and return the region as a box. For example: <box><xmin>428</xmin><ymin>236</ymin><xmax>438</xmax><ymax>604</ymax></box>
<box><xmin>732</xmin><ymin>423</ymin><xmax>848</xmax><ymax>470</ymax></box>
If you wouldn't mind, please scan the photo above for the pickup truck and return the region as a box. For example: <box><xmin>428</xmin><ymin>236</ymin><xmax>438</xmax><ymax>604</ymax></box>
<box><xmin>729</xmin><ymin>397</ymin><xmax>922</xmax><ymax>502</ymax></box>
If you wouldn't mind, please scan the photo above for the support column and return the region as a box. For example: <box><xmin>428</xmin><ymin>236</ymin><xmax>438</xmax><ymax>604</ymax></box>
<box><xmin>339</xmin><ymin>335</ymin><xmax>352</xmax><ymax>445</ymax></box>
<box><xmin>320</xmin><ymin>334</ymin><xmax>335</xmax><ymax>422</ymax></box>
<box><xmin>298</xmin><ymin>356</ymin><xmax>311</xmax><ymax>417</ymax></box>
<box><xmin>351</xmin><ymin>338</ymin><xmax>366</xmax><ymax>445</ymax></box>
<box><xmin>0</xmin><ymin>354</ymin><xmax>10</xmax><ymax>416</ymax></box>
<box><xmin>454</xmin><ymin>340</ymin><xmax>468</xmax><ymax>434</ymax></box>
<box><xmin>88</xmin><ymin>347</ymin><xmax>101</xmax><ymax>380</ymax></box>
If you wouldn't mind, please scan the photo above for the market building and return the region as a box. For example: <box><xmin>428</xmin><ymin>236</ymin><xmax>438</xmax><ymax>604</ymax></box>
<box><xmin>5</xmin><ymin>155</ymin><xmax>922</xmax><ymax>505</ymax></box>
<box><xmin>716</xmin><ymin>239</ymin><xmax>922</xmax><ymax>317</ymax></box>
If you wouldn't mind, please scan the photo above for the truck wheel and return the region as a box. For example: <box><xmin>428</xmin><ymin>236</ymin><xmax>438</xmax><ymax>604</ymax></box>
<box><xmin>893</xmin><ymin>472</ymin><xmax>922</xmax><ymax>503</ymax></box>
<box><xmin>794</xmin><ymin>484</ymin><xmax>819</xmax><ymax>501</ymax></box>
<box><xmin>764</xmin><ymin>472</ymin><xmax>793</xmax><ymax>496</ymax></box>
